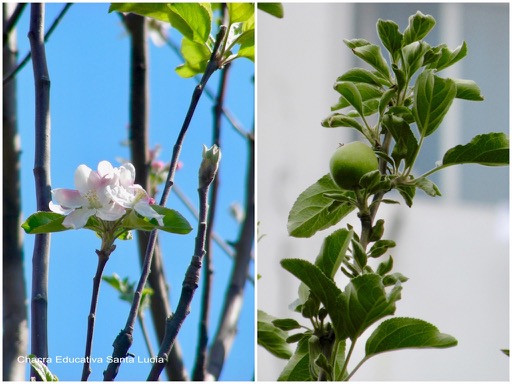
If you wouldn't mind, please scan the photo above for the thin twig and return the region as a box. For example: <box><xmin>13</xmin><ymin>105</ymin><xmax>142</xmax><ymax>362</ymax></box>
<box><xmin>147</xmin><ymin>150</ymin><xmax>219</xmax><ymax>381</ymax></box>
<box><xmin>155</xmin><ymin>26</ymin><xmax>251</xmax><ymax>140</ymax></box>
<box><xmin>28</xmin><ymin>3</ymin><xmax>52</xmax><ymax>379</ymax></box>
<box><xmin>206</xmin><ymin>131</ymin><xmax>254</xmax><ymax>379</ymax></box>
<box><xmin>81</xmin><ymin>248</ymin><xmax>114</xmax><ymax>381</ymax></box>
<box><xmin>192</xmin><ymin>54</ymin><xmax>231</xmax><ymax>382</ymax></box>
<box><xmin>3</xmin><ymin>3</ymin><xmax>26</xmax><ymax>44</ymax></box>
<box><xmin>102</xmin><ymin>26</ymin><xmax>227</xmax><ymax>381</ymax></box>
<box><xmin>3</xmin><ymin>3</ymin><xmax>72</xmax><ymax>85</ymax></box>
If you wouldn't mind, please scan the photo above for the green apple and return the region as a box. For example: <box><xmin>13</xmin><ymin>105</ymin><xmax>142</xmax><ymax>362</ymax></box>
<box><xmin>329</xmin><ymin>142</ymin><xmax>379</xmax><ymax>190</ymax></box>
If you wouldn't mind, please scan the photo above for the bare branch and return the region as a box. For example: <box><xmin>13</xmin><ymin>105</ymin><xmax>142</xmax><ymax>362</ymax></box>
<box><xmin>207</xmin><ymin>134</ymin><xmax>254</xmax><ymax>380</ymax></box>
<box><xmin>28</xmin><ymin>3</ymin><xmax>52</xmax><ymax>377</ymax></box>
<box><xmin>103</xmin><ymin>26</ymin><xmax>227</xmax><ymax>381</ymax></box>
<box><xmin>148</xmin><ymin>149</ymin><xmax>219</xmax><ymax>381</ymax></box>
<box><xmin>3</xmin><ymin>3</ymin><xmax>72</xmax><ymax>85</ymax></box>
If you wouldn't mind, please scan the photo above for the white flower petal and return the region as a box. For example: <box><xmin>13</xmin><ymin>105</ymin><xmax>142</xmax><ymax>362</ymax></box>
<box><xmin>74</xmin><ymin>165</ymin><xmax>94</xmax><ymax>193</ymax></box>
<box><xmin>96</xmin><ymin>204</ymin><xmax>126</xmax><ymax>221</ymax></box>
<box><xmin>63</xmin><ymin>208</ymin><xmax>95</xmax><ymax>229</ymax></box>
<box><xmin>119</xmin><ymin>163</ymin><xmax>136</xmax><ymax>187</ymax></box>
<box><xmin>49</xmin><ymin>201</ymin><xmax>73</xmax><ymax>214</ymax></box>
<box><xmin>134</xmin><ymin>201</ymin><xmax>164</xmax><ymax>226</ymax></box>
<box><xmin>97</xmin><ymin>160</ymin><xmax>114</xmax><ymax>178</ymax></box>
<box><xmin>51</xmin><ymin>188</ymin><xmax>85</xmax><ymax>208</ymax></box>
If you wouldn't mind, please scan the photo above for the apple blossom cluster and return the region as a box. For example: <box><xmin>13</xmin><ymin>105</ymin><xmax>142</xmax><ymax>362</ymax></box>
<box><xmin>49</xmin><ymin>161</ymin><xmax>164</xmax><ymax>229</ymax></box>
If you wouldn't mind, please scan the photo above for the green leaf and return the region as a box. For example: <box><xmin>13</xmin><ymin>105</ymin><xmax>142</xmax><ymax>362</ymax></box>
<box><xmin>382</xmin><ymin>114</ymin><xmax>418</xmax><ymax>168</ymax></box>
<box><xmin>453</xmin><ymin>78</ymin><xmax>484</xmax><ymax>101</ymax></box>
<box><xmin>377</xmin><ymin>19</ymin><xmax>403</xmax><ymax>63</ymax></box>
<box><xmin>257</xmin><ymin>3</ymin><xmax>284</xmax><ymax>18</ymax></box>
<box><xmin>413</xmin><ymin>70</ymin><xmax>457</xmax><ymax>137</ymax></box>
<box><xmin>332</xmin><ymin>339</ymin><xmax>348</xmax><ymax>380</ymax></box>
<box><xmin>402</xmin><ymin>41</ymin><xmax>430</xmax><ymax>77</ymax></box>
<box><xmin>121</xmin><ymin>205</ymin><xmax>192</xmax><ymax>234</ymax></box>
<box><xmin>22</xmin><ymin>212</ymin><xmax>70</xmax><ymax>234</ymax></box>
<box><xmin>234</xmin><ymin>28</ymin><xmax>255</xmax><ymax>62</ymax></box>
<box><xmin>287</xmin><ymin>174</ymin><xmax>356</xmax><ymax>238</ymax></box>
<box><xmin>281</xmin><ymin>259</ymin><xmax>347</xmax><ymax>339</ymax></box>
<box><xmin>228</xmin><ymin>3</ymin><xmax>254</xmax><ymax>22</ymax></box>
<box><xmin>402</xmin><ymin>11</ymin><xmax>436</xmax><ymax>45</ymax></box>
<box><xmin>343</xmin><ymin>274</ymin><xmax>402</xmax><ymax>340</ymax></box>
<box><xmin>28</xmin><ymin>354</ymin><xmax>59</xmax><ymax>381</ymax></box>
<box><xmin>314</xmin><ymin>228</ymin><xmax>353</xmax><ymax>280</ymax></box>
<box><xmin>368</xmin><ymin>239</ymin><xmax>396</xmax><ymax>258</ymax></box>
<box><xmin>258</xmin><ymin>310</ymin><xmax>293</xmax><ymax>359</ymax></box>
<box><xmin>442</xmin><ymin>132</ymin><xmax>509</xmax><ymax>167</ymax></box>
<box><xmin>337</xmin><ymin>68</ymin><xmax>385</xmax><ymax>87</ymax></box>
<box><xmin>278</xmin><ymin>337</ymin><xmax>313</xmax><ymax>381</ymax></box>
<box><xmin>333</xmin><ymin>82</ymin><xmax>364</xmax><ymax>117</ymax></box>
<box><xmin>175</xmin><ymin>38</ymin><xmax>211</xmax><ymax>78</ymax></box>
<box><xmin>428</xmin><ymin>41</ymin><xmax>468</xmax><ymax>72</ymax></box>
<box><xmin>351</xmin><ymin>44</ymin><xmax>391</xmax><ymax>81</ymax></box>
<box><xmin>108</xmin><ymin>3</ymin><xmax>171</xmax><ymax>23</ymax></box>
<box><xmin>321</xmin><ymin>113</ymin><xmax>365</xmax><ymax>134</ymax></box>
<box><xmin>351</xmin><ymin>239</ymin><xmax>367</xmax><ymax>270</ymax></box>
<box><xmin>414</xmin><ymin>177</ymin><xmax>442</xmax><ymax>197</ymax></box>
<box><xmin>365</xmin><ymin>317</ymin><xmax>457</xmax><ymax>358</ymax></box>
<box><xmin>168</xmin><ymin>3</ymin><xmax>212</xmax><ymax>44</ymax></box>
<box><xmin>272</xmin><ymin>318</ymin><xmax>302</xmax><ymax>332</ymax></box>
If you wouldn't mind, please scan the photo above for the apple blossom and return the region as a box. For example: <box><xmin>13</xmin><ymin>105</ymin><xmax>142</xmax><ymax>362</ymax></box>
<box><xmin>49</xmin><ymin>161</ymin><xmax>163</xmax><ymax>229</ymax></box>
<box><xmin>106</xmin><ymin>163</ymin><xmax>165</xmax><ymax>226</ymax></box>
<box><xmin>49</xmin><ymin>161</ymin><xmax>126</xmax><ymax>229</ymax></box>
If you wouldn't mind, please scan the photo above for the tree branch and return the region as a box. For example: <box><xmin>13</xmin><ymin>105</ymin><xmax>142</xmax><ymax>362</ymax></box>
<box><xmin>102</xmin><ymin>26</ymin><xmax>226</xmax><ymax>381</ymax></box>
<box><xmin>124</xmin><ymin>13</ymin><xmax>187</xmax><ymax>380</ymax></box>
<box><xmin>148</xmin><ymin>150</ymin><xmax>219</xmax><ymax>381</ymax></box>
<box><xmin>207</xmin><ymin>133</ymin><xmax>254</xmax><ymax>379</ymax></box>
<box><xmin>192</xmin><ymin>59</ymin><xmax>231</xmax><ymax>382</ymax></box>
<box><xmin>28</xmin><ymin>3</ymin><xmax>52</xmax><ymax>379</ymax></box>
<box><xmin>3</xmin><ymin>3</ymin><xmax>72</xmax><ymax>85</ymax></box>
<box><xmin>3</xmin><ymin>3</ymin><xmax>28</xmax><ymax>381</ymax></box>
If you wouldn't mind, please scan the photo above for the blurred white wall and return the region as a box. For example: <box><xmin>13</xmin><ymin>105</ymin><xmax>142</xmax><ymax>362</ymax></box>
<box><xmin>257</xmin><ymin>3</ymin><xmax>509</xmax><ymax>381</ymax></box>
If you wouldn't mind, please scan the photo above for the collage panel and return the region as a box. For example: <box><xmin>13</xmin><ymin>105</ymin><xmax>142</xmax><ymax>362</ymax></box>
<box><xmin>257</xmin><ymin>3</ymin><xmax>509</xmax><ymax>381</ymax></box>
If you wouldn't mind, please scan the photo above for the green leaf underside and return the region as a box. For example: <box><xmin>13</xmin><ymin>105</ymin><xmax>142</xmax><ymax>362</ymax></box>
<box><xmin>258</xmin><ymin>310</ymin><xmax>293</xmax><ymax>359</ymax></box>
<box><xmin>413</xmin><ymin>70</ymin><xmax>457</xmax><ymax>137</ymax></box>
<box><xmin>281</xmin><ymin>259</ymin><xmax>346</xmax><ymax>339</ymax></box>
<box><xmin>287</xmin><ymin>174</ymin><xmax>356</xmax><ymax>238</ymax></box>
<box><xmin>365</xmin><ymin>317</ymin><xmax>457</xmax><ymax>357</ymax></box>
<box><xmin>278</xmin><ymin>338</ymin><xmax>312</xmax><ymax>381</ymax></box>
<box><xmin>344</xmin><ymin>274</ymin><xmax>402</xmax><ymax>339</ymax></box>
<box><xmin>28</xmin><ymin>354</ymin><xmax>59</xmax><ymax>381</ymax></box>
<box><xmin>108</xmin><ymin>3</ymin><xmax>171</xmax><ymax>23</ymax></box>
<box><xmin>442</xmin><ymin>132</ymin><xmax>509</xmax><ymax>166</ymax></box>
<box><xmin>315</xmin><ymin>228</ymin><xmax>352</xmax><ymax>280</ymax></box>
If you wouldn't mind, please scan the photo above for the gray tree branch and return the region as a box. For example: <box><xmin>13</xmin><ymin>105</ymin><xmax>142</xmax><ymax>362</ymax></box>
<box><xmin>28</xmin><ymin>3</ymin><xmax>52</xmax><ymax>379</ymax></box>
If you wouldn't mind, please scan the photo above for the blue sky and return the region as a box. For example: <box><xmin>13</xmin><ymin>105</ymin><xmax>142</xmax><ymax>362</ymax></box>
<box><xmin>14</xmin><ymin>3</ymin><xmax>254</xmax><ymax>381</ymax></box>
